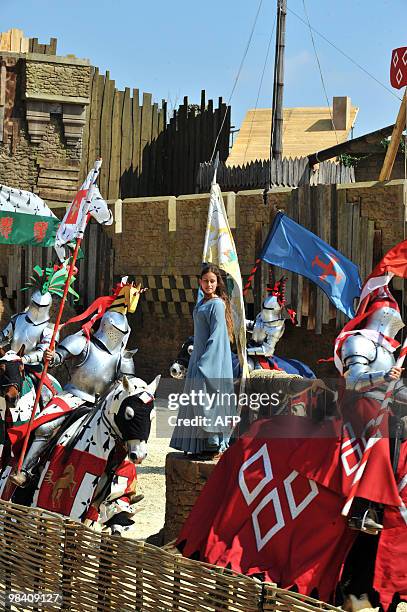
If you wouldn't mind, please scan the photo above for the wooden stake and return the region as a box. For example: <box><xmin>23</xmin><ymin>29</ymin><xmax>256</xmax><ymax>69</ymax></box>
<box><xmin>379</xmin><ymin>88</ymin><xmax>406</xmax><ymax>181</ymax></box>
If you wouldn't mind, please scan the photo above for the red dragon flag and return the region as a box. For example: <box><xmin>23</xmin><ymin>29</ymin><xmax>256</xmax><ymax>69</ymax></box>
<box><xmin>0</xmin><ymin>184</ymin><xmax>59</xmax><ymax>246</ymax></box>
<box><xmin>55</xmin><ymin>160</ymin><xmax>113</xmax><ymax>260</ymax></box>
<box><xmin>390</xmin><ymin>47</ymin><xmax>407</xmax><ymax>89</ymax></box>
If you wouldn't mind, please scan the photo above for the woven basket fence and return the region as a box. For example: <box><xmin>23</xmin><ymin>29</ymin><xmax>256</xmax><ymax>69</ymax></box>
<box><xmin>0</xmin><ymin>499</ymin><xmax>342</xmax><ymax>612</ymax></box>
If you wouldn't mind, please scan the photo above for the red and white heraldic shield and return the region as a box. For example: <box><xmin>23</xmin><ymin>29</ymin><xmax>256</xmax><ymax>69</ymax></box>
<box><xmin>390</xmin><ymin>47</ymin><xmax>407</xmax><ymax>89</ymax></box>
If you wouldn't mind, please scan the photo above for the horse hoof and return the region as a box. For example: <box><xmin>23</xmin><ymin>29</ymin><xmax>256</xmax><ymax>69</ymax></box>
<box><xmin>343</xmin><ymin>593</ymin><xmax>374</xmax><ymax>612</ymax></box>
<box><xmin>8</xmin><ymin>470</ymin><xmax>28</xmax><ymax>488</ymax></box>
<box><xmin>128</xmin><ymin>493</ymin><xmax>144</xmax><ymax>504</ymax></box>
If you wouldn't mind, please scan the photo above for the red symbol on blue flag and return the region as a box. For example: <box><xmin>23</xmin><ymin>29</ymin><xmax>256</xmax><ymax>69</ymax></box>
<box><xmin>312</xmin><ymin>254</ymin><xmax>343</xmax><ymax>285</ymax></box>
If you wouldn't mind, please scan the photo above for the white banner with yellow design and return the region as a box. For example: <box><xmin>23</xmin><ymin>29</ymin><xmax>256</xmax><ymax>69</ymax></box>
<box><xmin>202</xmin><ymin>182</ymin><xmax>249</xmax><ymax>388</ymax></box>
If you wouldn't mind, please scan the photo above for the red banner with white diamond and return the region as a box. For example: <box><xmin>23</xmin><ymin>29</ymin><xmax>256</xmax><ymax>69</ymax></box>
<box><xmin>176</xmin><ymin>416</ymin><xmax>356</xmax><ymax>602</ymax></box>
<box><xmin>390</xmin><ymin>47</ymin><xmax>407</xmax><ymax>89</ymax></box>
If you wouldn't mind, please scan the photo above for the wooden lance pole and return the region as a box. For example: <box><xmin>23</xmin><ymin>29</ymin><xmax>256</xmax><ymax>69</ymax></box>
<box><xmin>15</xmin><ymin>159</ymin><xmax>102</xmax><ymax>475</ymax></box>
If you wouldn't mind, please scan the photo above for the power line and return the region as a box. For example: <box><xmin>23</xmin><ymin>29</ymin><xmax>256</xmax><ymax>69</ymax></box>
<box><xmin>301</xmin><ymin>0</ymin><xmax>339</xmax><ymax>144</ymax></box>
<box><xmin>287</xmin><ymin>6</ymin><xmax>402</xmax><ymax>102</ymax></box>
<box><xmin>242</xmin><ymin>15</ymin><xmax>277</xmax><ymax>164</ymax></box>
<box><xmin>210</xmin><ymin>0</ymin><xmax>264</xmax><ymax>163</ymax></box>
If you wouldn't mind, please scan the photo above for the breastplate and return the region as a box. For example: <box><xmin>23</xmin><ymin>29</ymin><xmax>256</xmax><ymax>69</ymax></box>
<box><xmin>370</xmin><ymin>344</ymin><xmax>396</xmax><ymax>373</ymax></box>
<box><xmin>249</xmin><ymin>320</ymin><xmax>285</xmax><ymax>356</ymax></box>
<box><xmin>364</xmin><ymin>345</ymin><xmax>396</xmax><ymax>400</ymax></box>
<box><xmin>65</xmin><ymin>341</ymin><xmax>120</xmax><ymax>402</ymax></box>
<box><xmin>11</xmin><ymin>314</ymin><xmax>48</xmax><ymax>353</ymax></box>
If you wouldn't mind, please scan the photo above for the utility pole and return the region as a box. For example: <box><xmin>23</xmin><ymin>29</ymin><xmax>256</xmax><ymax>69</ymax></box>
<box><xmin>270</xmin><ymin>0</ymin><xmax>287</xmax><ymax>163</ymax></box>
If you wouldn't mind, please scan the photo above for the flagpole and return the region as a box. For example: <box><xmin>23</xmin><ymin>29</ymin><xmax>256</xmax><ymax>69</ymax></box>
<box><xmin>15</xmin><ymin>159</ymin><xmax>102</xmax><ymax>475</ymax></box>
<box><xmin>341</xmin><ymin>334</ymin><xmax>407</xmax><ymax>516</ymax></box>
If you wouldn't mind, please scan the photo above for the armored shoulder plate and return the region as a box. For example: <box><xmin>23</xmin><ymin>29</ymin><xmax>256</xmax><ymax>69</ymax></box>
<box><xmin>341</xmin><ymin>333</ymin><xmax>376</xmax><ymax>364</ymax></box>
<box><xmin>58</xmin><ymin>331</ymin><xmax>87</xmax><ymax>357</ymax></box>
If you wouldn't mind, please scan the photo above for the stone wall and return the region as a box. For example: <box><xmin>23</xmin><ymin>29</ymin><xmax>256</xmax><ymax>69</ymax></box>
<box><xmin>25</xmin><ymin>58</ymin><xmax>90</xmax><ymax>99</ymax></box>
<box><xmin>0</xmin><ymin>52</ymin><xmax>90</xmax><ymax>203</ymax></box>
<box><xmin>105</xmin><ymin>180</ymin><xmax>405</xmax><ymax>380</ymax></box>
<box><xmin>106</xmin><ymin>189</ymin><xmax>291</xmax><ymax>379</ymax></box>
<box><xmin>354</xmin><ymin>152</ymin><xmax>405</xmax><ymax>184</ymax></box>
<box><xmin>164</xmin><ymin>453</ymin><xmax>217</xmax><ymax>543</ymax></box>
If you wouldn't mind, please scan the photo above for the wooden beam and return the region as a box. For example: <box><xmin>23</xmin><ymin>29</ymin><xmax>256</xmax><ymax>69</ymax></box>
<box><xmin>379</xmin><ymin>89</ymin><xmax>406</xmax><ymax>181</ymax></box>
<box><xmin>308</xmin><ymin>124</ymin><xmax>395</xmax><ymax>166</ymax></box>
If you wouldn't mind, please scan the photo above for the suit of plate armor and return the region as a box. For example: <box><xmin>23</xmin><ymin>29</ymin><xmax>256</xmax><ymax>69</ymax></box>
<box><xmin>340</xmin><ymin>298</ymin><xmax>407</xmax><ymax>533</ymax></box>
<box><xmin>19</xmin><ymin>310</ymin><xmax>136</xmax><ymax>478</ymax></box>
<box><xmin>0</xmin><ymin>290</ymin><xmax>55</xmax><ymax>365</ymax></box>
<box><xmin>246</xmin><ymin>293</ymin><xmax>285</xmax><ymax>358</ymax></box>
<box><xmin>341</xmin><ymin>304</ymin><xmax>407</xmax><ymax>410</ymax></box>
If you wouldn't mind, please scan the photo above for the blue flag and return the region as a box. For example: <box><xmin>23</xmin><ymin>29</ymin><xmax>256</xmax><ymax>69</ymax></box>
<box><xmin>260</xmin><ymin>212</ymin><xmax>361</xmax><ymax>318</ymax></box>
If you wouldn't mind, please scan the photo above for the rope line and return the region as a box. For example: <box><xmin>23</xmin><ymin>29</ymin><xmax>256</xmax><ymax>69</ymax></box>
<box><xmin>210</xmin><ymin>0</ymin><xmax>264</xmax><ymax>163</ymax></box>
<box><xmin>242</xmin><ymin>15</ymin><xmax>277</xmax><ymax>165</ymax></box>
<box><xmin>301</xmin><ymin>0</ymin><xmax>339</xmax><ymax>145</ymax></box>
<box><xmin>287</xmin><ymin>6</ymin><xmax>402</xmax><ymax>102</ymax></box>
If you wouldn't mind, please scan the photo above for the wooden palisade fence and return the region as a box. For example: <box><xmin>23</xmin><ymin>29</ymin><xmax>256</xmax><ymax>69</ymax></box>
<box><xmin>81</xmin><ymin>74</ymin><xmax>231</xmax><ymax>199</ymax></box>
<box><xmin>0</xmin><ymin>500</ymin><xmax>343</xmax><ymax>612</ymax></box>
<box><xmin>197</xmin><ymin>158</ymin><xmax>355</xmax><ymax>192</ymax></box>
<box><xmin>0</xmin><ymin>28</ymin><xmax>57</xmax><ymax>55</ymax></box>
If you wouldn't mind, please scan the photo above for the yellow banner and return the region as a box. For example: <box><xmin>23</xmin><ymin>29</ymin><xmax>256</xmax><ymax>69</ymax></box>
<box><xmin>203</xmin><ymin>183</ymin><xmax>249</xmax><ymax>384</ymax></box>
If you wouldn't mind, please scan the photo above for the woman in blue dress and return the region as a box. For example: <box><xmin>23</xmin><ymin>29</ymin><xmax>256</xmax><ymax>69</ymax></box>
<box><xmin>170</xmin><ymin>264</ymin><xmax>237</xmax><ymax>458</ymax></box>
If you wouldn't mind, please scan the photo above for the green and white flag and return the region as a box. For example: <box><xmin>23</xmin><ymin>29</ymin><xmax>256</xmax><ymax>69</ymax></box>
<box><xmin>0</xmin><ymin>184</ymin><xmax>59</xmax><ymax>246</ymax></box>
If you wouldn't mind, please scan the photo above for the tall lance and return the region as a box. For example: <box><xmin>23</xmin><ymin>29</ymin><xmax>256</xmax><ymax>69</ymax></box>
<box><xmin>342</xmin><ymin>334</ymin><xmax>407</xmax><ymax>517</ymax></box>
<box><xmin>15</xmin><ymin>159</ymin><xmax>103</xmax><ymax>476</ymax></box>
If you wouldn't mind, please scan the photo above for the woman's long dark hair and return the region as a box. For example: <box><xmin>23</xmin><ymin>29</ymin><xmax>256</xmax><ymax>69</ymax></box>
<box><xmin>200</xmin><ymin>264</ymin><xmax>234</xmax><ymax>342</ymax></box>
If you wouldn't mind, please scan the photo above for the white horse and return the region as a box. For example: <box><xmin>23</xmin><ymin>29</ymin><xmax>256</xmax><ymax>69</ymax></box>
<box><xmin>0</xmin><ymin>375</ymin><xmax>160</xmax><ymax>534</ymax></box>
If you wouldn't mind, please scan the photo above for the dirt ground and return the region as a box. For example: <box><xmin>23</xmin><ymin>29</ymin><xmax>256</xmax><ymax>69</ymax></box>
<box><xmin>126</xmin><ymin>407</ymin><xmax>172</xmax><ymax>543</ymax></box>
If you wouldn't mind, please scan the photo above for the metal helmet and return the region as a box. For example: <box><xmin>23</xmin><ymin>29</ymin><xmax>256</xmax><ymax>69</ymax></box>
<box><xmin>364</xmin><ymin>305</ymin><xmax>404</xmax><ymax>339</ymax></box>
<box><xmin>261</xmin><ymin>294</ymin><xmax>284</xmax><ymax>323</ymax></box>
<box><xmin>93</xmin><ymin>311</ymin><xmax>130</xmax><ymax>354</ymax></box>
<box><xmin>26</xmin><ymin>290</ymin><xmax>52</xmax><ymax>325</ymax></box>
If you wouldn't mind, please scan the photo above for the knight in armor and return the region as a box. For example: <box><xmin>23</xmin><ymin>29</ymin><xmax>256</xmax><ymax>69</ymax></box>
<box><xmin>246</xmin><ymin>277</ymin><xmax>296</xmax><ymax>365</ymax></box>
<box><xmin>0</xmin><ymin>289</ymin><xmax>54</xmax><ymax>367</ymax></box>
<box><xmin>338</xmin><ymin>285</ymin><xmax>407</xmax><ymax>534</ymax></box>
<box><xmin>0</xmin><ymin>262</ymin><xmax>78</xmax><ymax>405</ymax></box>
<box><xmin>9</xmin><ymin>280</ymin><xmax>142</xmax><ymax>487</ymax></box>
<box><xmin>49</xmin><ymin>309</ymin><xmax>135</xmax><ymax>404</ymax></box>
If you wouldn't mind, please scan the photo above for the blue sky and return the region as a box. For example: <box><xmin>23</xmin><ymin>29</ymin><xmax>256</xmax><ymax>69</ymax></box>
<box><xmin>2</xmin><ymin>0</ymin><xmax>406</xmax><ymax>138</ymax></box>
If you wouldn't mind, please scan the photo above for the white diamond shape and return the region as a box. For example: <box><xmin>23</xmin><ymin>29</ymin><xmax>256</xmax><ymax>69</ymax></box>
<box><xmin>403</xmin><ymin>50</ymin><xmax>407</xmax><ymax>66</ymax></box>
<box><xmin>393</xmin><ymin>51</ymin><xmax>399</xmax><ymax>67</ymax></box>
<box><xmin>397</xmin><ymin>69</ymin><xmax>403</xmax><ymax>85</ymax></box>
<box><xmin>251</xmin><ymin>487</ymin><xmax>284</xmax><ymax>551</ymax></box>
<box><xmin>341</xmin><ymin>443</ymin><xmax>363</xmax><ymax>476</ymax></box>
<box><xmin>284</xmin><ymin>471</ymin><xmax>319</xmax><ymax>519</ymax></box>
<box><xmin>361</xmin><ymin>416</ymin><xmax>383</xmax><ymax>448</ymax></box>
<box><xmin>341</xmin><ymin>421</ymin><xmax>358</xmax><ymax>450</ymax></box>
<box><xmin>239</xmin><ymin>443</ymin><xmax>273</xmax><ymax>505</ymax></box>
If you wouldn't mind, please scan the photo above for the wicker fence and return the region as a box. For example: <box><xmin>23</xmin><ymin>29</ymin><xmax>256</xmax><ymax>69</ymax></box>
<box><xmin>0</xmin><ymin>500</ymin><xmax>342</xmax><ymax>612</ymax></box>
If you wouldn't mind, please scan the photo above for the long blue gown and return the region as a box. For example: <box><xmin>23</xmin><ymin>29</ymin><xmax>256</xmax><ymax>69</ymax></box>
<box><xmin>170</xmin><ymin>297</ymin><xmax>236</xmax><ymax>454</ymax></box>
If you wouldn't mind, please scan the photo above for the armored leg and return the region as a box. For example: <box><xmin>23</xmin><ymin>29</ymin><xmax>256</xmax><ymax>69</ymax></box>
<box><xmin>9</xmin><ymin>416</ymin><xmax>66</xmax><ymax>487</ymax></box>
